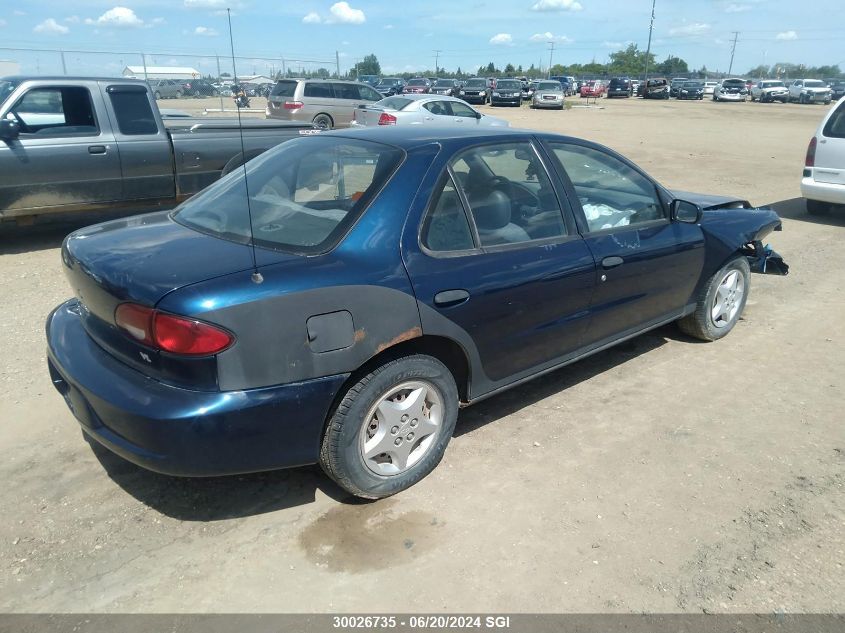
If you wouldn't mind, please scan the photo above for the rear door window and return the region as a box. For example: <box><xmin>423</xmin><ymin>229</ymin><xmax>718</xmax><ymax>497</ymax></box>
<box><xmin>823</xmin><ymin>100</ymin><xmax>845</xmax><ymax>139</ymax></box>
<box><xmin>108</xmin><ymin>88</ymin><xmax>158</xmax><ymax>135</ymax></box>
<box><xmin>332</xmin><ymin>83</ymin><xmax>360</xmax><ymax>100</ymax></box>
<box><xmin>270</xmin><ymin>81</ymin><xmax>298</xmax><ymax>98</ymax></box>
<box><xmin>304</xmin><ymin>82</ymin><xmax>334</xmax><ymax>98</ymax></box>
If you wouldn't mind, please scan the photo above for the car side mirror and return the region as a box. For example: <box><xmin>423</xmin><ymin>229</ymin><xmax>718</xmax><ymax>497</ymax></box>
<box><xmin>0</xmin><ymin>118</ymin><xmax>20</xmax><ymax>141</ymax></box>
<box><xmin>475</xmin><ymin>111</ymin><xmax>482</xmax><ymax>119</ymax></box>
<box><xmin>671</xmin><ymin>199</ymin><xmax>702</xmax><ymax>224</ymax></box>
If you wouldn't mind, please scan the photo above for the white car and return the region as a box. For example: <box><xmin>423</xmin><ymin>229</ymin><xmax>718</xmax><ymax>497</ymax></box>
<box><xmin>801</xmin><ymin>97</ymin><xmax>845</xmax><ymax>214</ymax></box>
<box><xmin>750</xmin><ymin>80</ymin><xmax>789</xmax><ymax>103</ymax></box>
<box><xmin>703</xmin><ymin>81</ymin><xmax>718</xmax><ymax>96</ymax></box>
<box><xmin>350</xmin><ymin>94</ymin><xmax>508</xmax><ymax>128</ymax></box>
<box><xmin>789</xmin><ymin>79</ymin><xmax>832</xmax><ymax>105</ymax></box>
<box><xmin>713</xmin><ymin>78</ymin><xmax>748</xmax><ymax>102</ymax></box>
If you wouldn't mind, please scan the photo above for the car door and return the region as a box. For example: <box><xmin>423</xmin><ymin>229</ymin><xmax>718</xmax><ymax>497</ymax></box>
<box><xmin>544</xmin><ymin>140</ymin><xmax>705</xmax><ymax>347</ymax></box>
<box><xmin>0</xmin><ymin>83</ymin><xmax>123</xmax><ymax>215</ymax></box>
<box><xmin>421</xmin><ymin>100</ymin><xmax>454</xmax><ymax>124</ymax></box>
<box><xmin>447</xmin><ymin>100</ymin><xmax>483</xmax><ymax>125</ymax></box>
<box><xmin>401</xmin><ymin>138</ymin><xmax>597</xmax><ymax>393</ymax></box>
<box><xmin>330</xmin><ymin>82</ymin><xmax>363</xmax><ymax>127</ymax></box>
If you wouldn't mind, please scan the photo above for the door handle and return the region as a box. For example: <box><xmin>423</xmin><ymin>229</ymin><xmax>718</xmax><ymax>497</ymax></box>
<box><xmin>601</xmin><ymin>256</ymin><xmax>624</xmax><ymax>269</ymax></box>
<box><xmin>88</xmin><ymin>145</ymin><xmax>107</xmax><ymax>154</ymax></box>
<box><xmin>434</xmin><ymin>289</ymin><xmax>470</xmax><ymax>307</ymax></box>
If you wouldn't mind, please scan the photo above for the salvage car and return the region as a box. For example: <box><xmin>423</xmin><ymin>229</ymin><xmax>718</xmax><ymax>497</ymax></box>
<box><xmin>642</xmin><ymin>78</ymin><xmax>670</xmax><ymax>99</ymax></box>
<box><xmin>801</xmin><ymin>97</ymin><xmax>845</xmax><ymax>214</ymax></box>
<box><xmin>606</xmin><ymin>77</ymin><xmax>633</xmax><ymax>98</ymax></box>
<box><xmin>490</xmin><ymin>79</ymin><xmax>523</xmax><ymax>106</ymax></box>
<box><xmin>531</xmin><ymin>80</ymin><xmax>565</xmax><ymax>109</ymax></box>
<box><xmin>351</xmin><ymin>95</ymin><xmax>507</xmax><ymax>127</ymax></box>
<box><xmin>46</xmin><ymin>127</ymin><xmax>788</xmax><ymax>499</ymax></box>
<box><xmin>750</xmin><ymin>80</ymin><xmax>789</xmax><ymax>103</ymax></box>
<box><xmin>580</xmin><ymin>80</ymin><xmax>606</xmax><ymax>98</ymax></box>
<box><xmin>677</xmin><ymin>80</ymin><xmax>704</xmax><ymax>100</ymax></box>
<box><xmin>669</xmin><ymin>78</ymin><xmax>689</xmax><ymax>98</ymax></box>
<box><xmin>788</xmin><ymin>79</ymin><xmax>832</xmax><ymax>105</ymax></box>
<box><xmin>713</xmin><ymin>78</ymin><xmax>748</xmax><ymax>102</ymax></box>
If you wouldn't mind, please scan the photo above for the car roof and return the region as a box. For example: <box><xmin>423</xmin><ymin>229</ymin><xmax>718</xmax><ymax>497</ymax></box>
<box><xmin>326</xmin><ymin>125</ymin><xmax>563</xmax><ymax>150</ymax></box>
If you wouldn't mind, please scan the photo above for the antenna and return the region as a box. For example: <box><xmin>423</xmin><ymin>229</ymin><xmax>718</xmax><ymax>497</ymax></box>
<box><xmin>226</xmin><ymin>8</ymin><xmax>263</xmax><ymax>284</ymax></box>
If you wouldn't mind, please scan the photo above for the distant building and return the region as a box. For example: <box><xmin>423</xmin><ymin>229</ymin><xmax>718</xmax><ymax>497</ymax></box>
<box><xmin>0</xmin><ymin>60</ymin><xmax>21</xmax><ymax>76</ymax></box>
<box><xmin>122</xmin><ymin>66</ymin><xmax>202</xmax><ymax>80</ymax></box>
<box><xmin>239</xmin><ymin>74</ymin><xmax>274</xmax><ymax>85</ymax></box>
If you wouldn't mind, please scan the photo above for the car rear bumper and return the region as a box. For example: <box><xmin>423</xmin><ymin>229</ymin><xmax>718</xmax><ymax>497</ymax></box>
<box><xmin>801</xmin><ymin>177</ymin><xmax>845</xmax><ymax>205</ymax></box>
<box><xmin>46</xmin><ymin>300</ymin><xmax>349</xmax><ymax>477</ymax></box>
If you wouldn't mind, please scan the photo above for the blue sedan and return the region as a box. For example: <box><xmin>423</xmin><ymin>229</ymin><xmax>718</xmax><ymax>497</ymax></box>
<box><xmin>46</xmin><ymin>127</ymin><xmax>788</xmax><ymax>499</ymax></box>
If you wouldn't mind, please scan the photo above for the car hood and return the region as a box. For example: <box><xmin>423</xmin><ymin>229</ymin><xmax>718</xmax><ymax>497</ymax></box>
<box><xmin>670</xmin><ymin>190</ymin><xmax>749</xmax><ymax>210</ymax></box>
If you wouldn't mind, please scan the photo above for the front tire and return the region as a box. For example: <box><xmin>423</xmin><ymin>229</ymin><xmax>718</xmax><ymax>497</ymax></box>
<box><xmin>319</xmin><ymin>355</ymin><xmax>459</xmax><ymax>499</ymax></box>
<box><xmin>678</xmin><ymin>257</ymin><xmax>750</xmax><ymax>341</ymax></box>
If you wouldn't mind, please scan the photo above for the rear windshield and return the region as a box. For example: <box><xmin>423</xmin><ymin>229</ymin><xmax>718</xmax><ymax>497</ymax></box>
<box><xmin>407</xmin><ymin>79</ymin><xmax>427</xmax><ymax>86</ymax></box>
<box><xmin>465</xmin><ymin>79</ymin><xmax>486</xmax><ymax>88</ymax></box>
<box><xmin>379</xmin><ymin>78</ymin><xmax>401</xmax><ymax>85</ymax></box>
<box><xmin>538</xmin><ymin>82</ymin><xmax>562</xmax><ymax>91</ymax></box>
<box><xmin>823</xmin><ymin>100</ymin><xmax>845</xmax><ymax>139</ymax></box>
<box><xmin>377</xmin><ymin>96</ymin><xmax>413</xmax><ymax>110</ymax></box>
<box><xmin>610</xmin><ymin>79</ymin><xmax>628</xmax><ymax>86</ymax></box>
<box><xmin>270</xmin><ymin>81</ymin><xmax>297</xmax><ymax>97</ymax></box>
<box><xmin>496</xmin><ymin>80</ymin><xmax>520</xmax><ymax>89</ymax></box>
<box><xmin>174</xmin><ymin>137</ymin><xmax>403</xmax><ymax>255</ymax></box>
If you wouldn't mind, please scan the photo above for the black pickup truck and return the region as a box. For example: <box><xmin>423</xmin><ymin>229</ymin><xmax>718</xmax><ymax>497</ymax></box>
<box><xmin>0</xmin><ymin>76</ymin><xmax>315</xmax><ymax>225</ymax></box>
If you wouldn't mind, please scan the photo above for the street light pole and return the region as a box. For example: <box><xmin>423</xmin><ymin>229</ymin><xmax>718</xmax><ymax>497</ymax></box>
<box><xmin>547</xmin><ymin>41</ymin><xmax>555</xmax><ymax>79</ymax></box>
<box><xmin>434</xmin><ymin>50</ymin><xmax>441</xmax><ymax>77</ymax></box>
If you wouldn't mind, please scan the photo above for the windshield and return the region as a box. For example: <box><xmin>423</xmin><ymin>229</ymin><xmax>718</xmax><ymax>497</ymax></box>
<box><xmin>683</xmin><ymin>82</ymin><xmax>703</xmax><ymax>88</ymax></box>
<box><xmin>175</xmin><ymin>137</ymin><xmax>403</xmax><ymax>255</ymax></box>
<box><xmin>434</xmin><ymin>80</ymin><xmax>455</xmax><ymax>87</ymax></box>
<box><xmin>496</xmin><ymin>80</ymin><xmax>520</xmax><ymax>90</ymax></box>
<box><xmin>804</xmin><ymin>80</ymin><xmax>825</xmax><ymax>88</ymax></box>
<box><xmin>538</xmin><ymin>82</ymin><xmax>562</xmax><ymax>91</ymax></box>
<box><xmin>465</xmin><ymin>79</ymin><xmax>486</xmax><ymax>88</ymax></box>
<box><xmin>407</xmin><ymin>79</ymin><xmax>427</xmax><ymax>86</ymax></box>
<box><xmin>0</xmin><ymin>80</ymin><xmax>19</xmax><ymax>107</ymax></box>
<box><xmin>376</xmin><ymin>96</ymin><xmax>413</xmax><ymax>110</ymax></box>
<box><xmin>762</xmin><ymin>81</ymin><xmax>785</xmax><ymax>88</ymax></box>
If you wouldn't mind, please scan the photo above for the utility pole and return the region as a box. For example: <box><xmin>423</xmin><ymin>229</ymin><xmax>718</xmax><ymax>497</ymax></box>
<box><xmin>434</xmin><ymin>50</ymin><xmax>441</xmax><ymax>76</ymax></box>
<box><xmin>643</xmin><ymin>0</ymin><xmax>656</xmax><ymax>81</ymax></box>
<box><xmin>728</xmin><ymin>31</ymin><xmax>739</xmax><ymax>76</ymax></box>
<box><xmin>335</xmin><ymin>50</ymin><xmax>340</xmax><ymax>78</ymax></box>
<box><xmin>547</xmin><ymin>42</ymin><xmax>555</xmax><ymax>78</ymax></box>
<box><xmin>60</xmin><ymin>50</ymin><xmax>67</xmax><ymax>75</ymax></box>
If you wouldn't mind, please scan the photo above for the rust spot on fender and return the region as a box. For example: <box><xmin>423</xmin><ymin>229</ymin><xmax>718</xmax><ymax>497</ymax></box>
<box><xmin>375</xmin><ymin>326</ymin><xmax>422</xmax><ymax>353</ymax></box>
<box><xmin>354</xmin><ymin>328</ymin><xmax>366</xmax><ymax>343</ymax></box>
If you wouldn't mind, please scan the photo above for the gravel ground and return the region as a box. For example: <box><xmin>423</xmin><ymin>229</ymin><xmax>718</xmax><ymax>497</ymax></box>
<box><xmin>0</xmin><ymin>96</ymin><xmax>842</xmax><ymax>613</ymax></box>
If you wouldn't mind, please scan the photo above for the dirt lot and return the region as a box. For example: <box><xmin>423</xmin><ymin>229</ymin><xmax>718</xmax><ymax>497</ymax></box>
<box><xmin>1</xmin><ymin>96</ymin><xmax>843</xmax><ymax>613</ymax></box>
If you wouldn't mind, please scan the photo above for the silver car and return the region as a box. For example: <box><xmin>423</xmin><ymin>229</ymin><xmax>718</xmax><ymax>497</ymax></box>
<box><xmin>148</xmin><ymin>79</ymin><xmax>183</xmax><ymax>100</ymax></box>
<box><xmin>531</xmin><ymin>81</ymin><xmax>565</xmax><ymax>109</ymax></box>
<box><xmin>350</xmin><ymin>95</ymin><xmax>508</xmax><ymax>128</ymax></box>
<box><xmin>265</xmin><ymin>78</ymin><xmax>383</xmax><ymax>129</ymax></box>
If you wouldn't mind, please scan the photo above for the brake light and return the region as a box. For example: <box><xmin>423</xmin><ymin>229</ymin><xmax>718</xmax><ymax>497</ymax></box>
<box><xmin>378</xmin><ymin>112</ymin><xmax>397</xmax><ymax>125</ymax></box>
<box><xmin>805</xmin><ymin>137</ymin><xmax>817</xmax><ymax>167</ymax></box>
<box><xmin>115</xmin><ymin>303</ymin><xmax>234</xmax><ymax>356</ymax></box>
<box><xmin>283</xmin><ymin>101</ymin><xmax>304</xmax><ymax>110</ymax></box>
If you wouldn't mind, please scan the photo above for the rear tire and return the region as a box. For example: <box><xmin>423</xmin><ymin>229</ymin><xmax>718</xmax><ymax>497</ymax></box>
<box><xmin>312</xmin><ymin>113</ymin><xmax>333</xmax><ymax>130</ymax></box>
<box><xmin>678</xmin><ymin>257</ymin><xmax>750</xmax><ymax>342</ymax></box>
<box><xmin>806</xmin><ymin>199</ymin><xmax>831</xmax><ymax>215</ymax></box>
<box><xmin>319</xmin><ymin>355</ymin><xmax>459</xmax><ymax>499</ymax></box>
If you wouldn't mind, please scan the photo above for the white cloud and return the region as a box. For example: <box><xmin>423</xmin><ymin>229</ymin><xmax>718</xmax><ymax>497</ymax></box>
<box><xmin>13</xmin><ymin>10</ymin><xmax>26</xmax><ymax>16</ymax></box>
<box><xmin>531</xmin><ymin>0</ymin><xmax>583</xmax><ymax>12</ymax></box>
<box><xmin>384</xmin><ymin>24</ymin><xmax>394</xmax><ymax>29</ymax></box>
<box><xmin>85</xmin><ymin>7</ymin><xmax>145</xmax><ymax>28</ymax></box>
<box><xmin>184</xmin><ymin>0</ymin><xmax>226</xmax><ymax>7</ymax></box>
<box><xmin>327</xmin><ymin>2</ymin><xmax>366</xmax><ymax>24</ymax></box>
<box><xmin>529</xmin><ymin>32</ymin><xmax>572</xmax><ymax>43</ymax></box>
<box><xmin>302</xmin><ymin>12</ymin><xmax>322</xmax><ymax>24</ymax></box>
<box><xmin>776</xmin><ymin>30</ymin><xmax>798</xmax><ymax>40</ymax></box>
<box><xmin>65</xmin><ymin>15</ymin><xmax>80</xmax><ymax>24</ymax></box>
<box><xmin>194</xmin><ymin>26</ymin><xmax>218</xmax><ymax>36</ymax></box>
<box><xmin>34</xmin><ymin>18</ymin><xmax>69</xmax><ymax>35</ymax></box>
<box><xmin>725</xmin><ymin>3</ymin><xmax>751</xmax><ymax>12</ymax></box>
<box><xmin>669</xmin><ymin>22</ymin><xmax>711</xmax><ymax>36</ymax></box>
<box><xmin>489</xmin><ymin>33</ymin><xmax>513</xmax><ymax>45</ymax></box>
<box><xmin>0</xmin><ymin>19</ymin><xmax>6</xmax><ymax>27</ymax></box>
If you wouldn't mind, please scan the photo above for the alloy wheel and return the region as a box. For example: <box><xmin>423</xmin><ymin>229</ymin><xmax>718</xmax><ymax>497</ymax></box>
<box><xmin>711</xmin><ymin>270</ymin><xmax>745</xmax><ymax>328</ymax></box>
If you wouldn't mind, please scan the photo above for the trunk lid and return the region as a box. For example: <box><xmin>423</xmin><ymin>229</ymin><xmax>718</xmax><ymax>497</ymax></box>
<box><xmin>61</xmin><ymin>211</ymin><xmax>283</xmax><ymax>389</ymax></box>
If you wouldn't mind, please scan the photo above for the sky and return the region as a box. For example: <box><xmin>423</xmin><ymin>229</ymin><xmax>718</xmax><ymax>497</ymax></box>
<box><xmin>1</xmin><ymin>0</ymin><xmax>843</xmax><ymax>78</ymax></box>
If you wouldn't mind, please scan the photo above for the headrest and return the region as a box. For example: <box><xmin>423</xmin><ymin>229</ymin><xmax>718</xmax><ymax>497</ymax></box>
<box><xmin>472</xmin><ymin>189</ymin><xmax>511</xmax><ymax>230</ymax></box>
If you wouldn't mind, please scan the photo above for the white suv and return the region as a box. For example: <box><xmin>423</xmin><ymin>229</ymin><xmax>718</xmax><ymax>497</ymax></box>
<box><xmin>789</xmin><ymin>79</ymin><xmax>832</xmax><ymax>105</ymax></box>
<box><xmin>750</xmin><ymin>80</ymin><xmax>789</xmax><ymax>103</ymax></box>
<box><xmin>801</xmin><ymin>98</ymin><xmax>845</xmax><ymax>214</ymax></box>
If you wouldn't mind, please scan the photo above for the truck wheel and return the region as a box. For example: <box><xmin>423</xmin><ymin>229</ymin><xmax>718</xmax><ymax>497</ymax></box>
<box><xmin>312</xmin><ymin>113</ymin><xmax>333</xmax><ymax>130</ymax></box>
<box><xmin>319</xmin><ymin>355</ymin><xmax>459</xmax><ymax>499</ymax></box>
<box><xmin>806</xmin><ymin>200</ymin><xmax>831</xmax><ymax>215</ymax></box>
<box><xmin>154</xmin><ymin>91</ymin><xmax>161</xmax><ymax>100</ymax></box>
<box><xmin>175</xmin><ymin>90</ymin><xmax>183</xmax><ymax>99</ymax></box>
<box><xmin>678</xmin><ymin>257</ymin><xmax>750</xmax><ymax>342</ymax></box>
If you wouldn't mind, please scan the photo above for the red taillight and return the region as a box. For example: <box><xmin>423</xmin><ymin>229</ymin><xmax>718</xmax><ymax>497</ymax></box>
<box><xmin>115</xmin><ymin>303</ymin><xmax>233</xmax><ymax>356</ymax></box>
<box><xmin>378</xmin><ymin>112</ymin><xmax>397</xmax><ymax>125</ymax></box>
<box><xmin>805</xmin><ymin>137</ymin><xmax>817</xmax><ymax>167</ymax></box>
<box><xmin>283</xmin><ymin>100</ymin><xmax>304</xmax><ymax>110</ymax></box>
